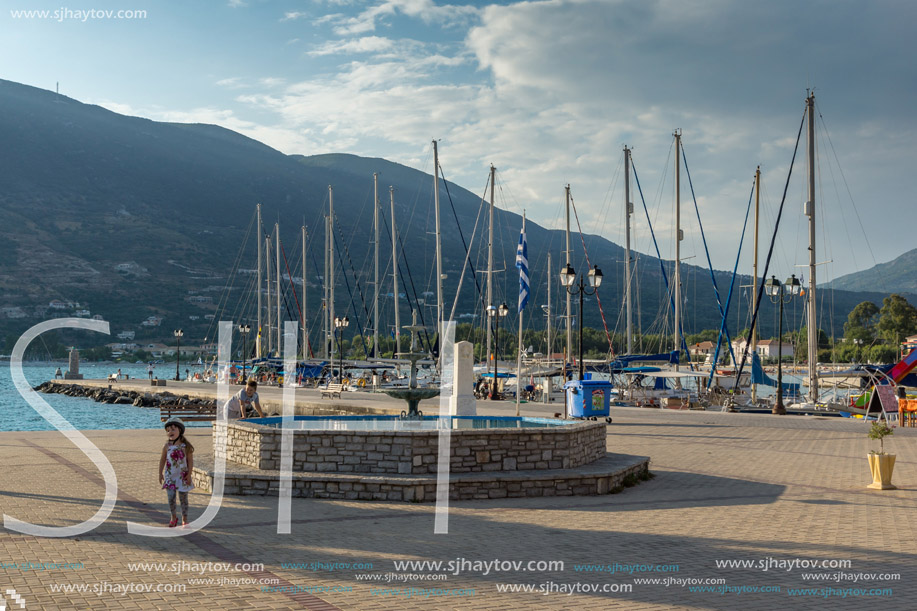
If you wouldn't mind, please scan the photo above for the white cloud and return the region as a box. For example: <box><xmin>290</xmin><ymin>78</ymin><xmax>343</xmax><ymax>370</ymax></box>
<box><xmin>308</xmin><ymin>36</ymin><xmax>396</xmax><ymax>56</ymax></box>
<box><xmin>322</xmin><ymin>0</ymin><xmax>479</xmax><ymax>35</ymax></box>
<box><xmin>282</xmin><ymin>11</ymin><xmax>309</xmax><ymax>22</ymax></box>
<box><xmin>259</xmin><ymin>77</ymin><xmax>286</xmax><ymax>88</ymax></box>
<box><xmin>215</xmin><ymin>77</ymin><xmax>246</xmax><ymax>89</ymax></box>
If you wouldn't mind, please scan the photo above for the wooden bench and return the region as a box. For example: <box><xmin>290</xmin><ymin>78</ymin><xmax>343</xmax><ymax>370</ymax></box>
<box><xmin>160</xmin><ymin>403</ymin><xmax>217</xmax><ymax>422</ymax></box>
<box><xmin>321</xmin><ymin>383</ymin><xmax>344</xmax><ymax>399</ymax></box>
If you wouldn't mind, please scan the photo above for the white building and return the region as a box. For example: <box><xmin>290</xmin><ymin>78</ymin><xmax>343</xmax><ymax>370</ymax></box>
<box><xmin>733</xmin><ymin>338</ymin><xmax>794</xmax><ymax>360</ymax></box>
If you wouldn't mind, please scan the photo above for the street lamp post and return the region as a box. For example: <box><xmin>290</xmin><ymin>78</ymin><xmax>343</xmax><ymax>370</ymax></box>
<box><xmin>238</xmin><ymin>324</ymin><xmax>251</xmax><ymax>383</ymax></box>
<box><xmin>560</xmin><ymin>264</ymin><xmax>603</xmax><ymax>381</ymax></box>
<box><xmin>764</xmin><ymin>274</ymin><xmax>801</xmax><ymax>415</ymax></box>
<box><xmin>486</xmin><ymin>303</ymin><xmax>509</xmax><ymax>399</ymax></box>
<box><xmin>334</xmin><ymin>316</ymin><xmax>349</xmax><ymax>383</ymax></box>
<box><xmin>173</xmin><ymin>329</ymin><xmax>184</xmax><ymax>381</ymax></box>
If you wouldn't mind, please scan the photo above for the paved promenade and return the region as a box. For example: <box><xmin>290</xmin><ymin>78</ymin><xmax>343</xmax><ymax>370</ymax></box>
<box><xmin>1</xmin><ymin>397</ymin><xmax>915</xmax><ymax>610</ymax></box>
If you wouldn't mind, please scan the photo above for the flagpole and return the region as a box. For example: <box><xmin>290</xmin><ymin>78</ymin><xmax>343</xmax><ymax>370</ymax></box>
<box><xmin>516</xmin><ymin>309</ymin><xmax>522</xmax><ymax>417</ymax></box>
<box><xmin>515</xmin><ymin>212</ymin><xmax>527</xmax><ymax>418</ymax></box>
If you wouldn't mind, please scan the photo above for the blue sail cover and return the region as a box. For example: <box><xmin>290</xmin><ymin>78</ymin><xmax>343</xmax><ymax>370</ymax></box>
<box><xmin>750</xmin><ymin>352</ymin><xmax>800</xmax><ymax>397</ymax></box>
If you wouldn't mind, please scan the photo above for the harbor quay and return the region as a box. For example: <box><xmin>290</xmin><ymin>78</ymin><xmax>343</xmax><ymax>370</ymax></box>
<box><xmin>1</xmin><ymin>382</ymin><xmax>916</xmax><ymax>609</ymax></box>
<box><xmin>43</xmin><ymin>378</ymin><xmax>419</xmax><ymax>416</ymax></box>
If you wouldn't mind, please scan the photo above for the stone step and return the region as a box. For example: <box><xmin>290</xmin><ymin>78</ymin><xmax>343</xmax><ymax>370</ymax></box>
<box><xmin>191</xmin><ymin>452</ymin><xmax>650</xmax><ymax>502</ymax></box>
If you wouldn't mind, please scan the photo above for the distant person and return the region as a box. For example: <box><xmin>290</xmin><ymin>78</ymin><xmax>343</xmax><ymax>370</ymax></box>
<box><xmin>148</xmin><ymin>363</ymin><xmax>154</xmax><ymax>380</ymax></box>
<box><xmin>160</xmin><ymin>417</ymin><xmax>194</xmax><ymax>528</ymax></box>
<box><xmin>54</xmin><ymin>367</ymin><xmax>63</xmax><ymax>379</ymax></box>
<box><xmin>117</xmin><ymin>368</ymin><xmax>122</xmax><ymax>380</ymax></box>
<box><xmin>223</xmin><ymin>380</ymin><xmax>264</xmax><ymax>419</ymax></box>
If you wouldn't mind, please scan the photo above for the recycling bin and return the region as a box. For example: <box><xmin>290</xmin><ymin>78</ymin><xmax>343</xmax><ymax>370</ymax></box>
<box><xmin>564</xmin><ymin>378</ymin><xmax>612</xmax><ymax>420</ymax></box>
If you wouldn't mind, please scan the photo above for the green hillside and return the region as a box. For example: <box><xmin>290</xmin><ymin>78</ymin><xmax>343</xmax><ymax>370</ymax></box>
<box><xmin>827</xmin><ymin>249</ymin><xmax>917</xmax><ymax>294</ymax></box>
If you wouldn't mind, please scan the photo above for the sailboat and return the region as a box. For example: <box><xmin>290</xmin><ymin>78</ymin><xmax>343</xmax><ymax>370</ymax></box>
<box><xmin>612</xmin><ymin>135</ymin><xmax>699</xmax><ymax>408</ymax></box>
<box><xmin>773</xmin><ymin>92</ymin><xmax>865</xmax><ymax>415</ymax></box>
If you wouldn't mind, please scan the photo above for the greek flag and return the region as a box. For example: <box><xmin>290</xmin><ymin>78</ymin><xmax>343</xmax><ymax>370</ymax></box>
<box><xmin>515</xmin><ymin>221</ymin><xmax>529</xmax><ymax>313</ymax></box>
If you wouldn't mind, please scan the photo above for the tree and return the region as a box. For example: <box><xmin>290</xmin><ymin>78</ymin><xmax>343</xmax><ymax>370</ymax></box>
<box><xmin>834</xmin><ymin>342</ymin><xmax>858</xmax><ymax>363</ymax></box>
<box><xmin>844</xmin><ymin>301</ymin><xmax>879</xmax><ymax>343</ymax></box>
<box><xmin>876</xmin><ymin>294</ymin><xmax>917</xmax><ymax>344</ymax></box>
<box><xmin>869</xmin><ymin>345</ymin><xmax>898</xmax><ymax>364</ymax></box>
<box><xmin>795</xmin><ymin>327</ymin><xmax>830</xmax><ymax>362</ymax></box>
<box><xmin>82</xmin><ymin>345</ymin><xmax>113</xmax><ymax>361</ymax></box>
<box><xmin>685</xmin><ymin>329</ymin><xmax>720</xmax><ymax>345</ymax></box>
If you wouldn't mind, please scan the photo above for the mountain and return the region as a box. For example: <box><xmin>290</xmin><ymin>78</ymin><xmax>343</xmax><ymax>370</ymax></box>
<box><xmin>826</xmin><ymin>249</ymin><xmax>917</xmax><ymax>294</ymax></box>
<box><xmin>0</xmin><ymin>78</ymin><xmax>911</xmax><ymax>354</ymax></box>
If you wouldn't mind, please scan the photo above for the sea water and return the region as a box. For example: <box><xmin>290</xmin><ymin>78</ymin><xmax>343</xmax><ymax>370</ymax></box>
<box><xmin>0</xmin><ymin>362</ymin><xmax>185</xmax><ymax>431</ymax></box>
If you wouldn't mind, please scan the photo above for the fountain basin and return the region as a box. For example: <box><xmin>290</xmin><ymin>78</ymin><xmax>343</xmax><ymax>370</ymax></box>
<box><xmin>193</xmin><ymin>416</ymin><xmax>650</xmax><ymax>502</ymax></box>
<box><xmin>380</xmin><ymin>387</ymin><xmax>440</xmax><ymax>417</ymax></box>
<box><xmin>213</xmin><ymin>416</ymin><xmax>605</xmax><ymax>475</ymax></box>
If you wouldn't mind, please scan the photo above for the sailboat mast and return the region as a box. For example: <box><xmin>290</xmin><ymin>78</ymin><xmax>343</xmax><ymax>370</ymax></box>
<box><xmin>806</xmin><ymin>92</ymin><xmax>818</xmax><ymax>402</ymax></box>
<box><xmin>323</xmin><ymin>215</ymin><xmax>329</xmax><ymax>359</ymax></box>
<box><xmin>328</xmin><ymin>185</ymin><xmax>336</xmax><ymax>362</ymax></box>
<box><xmin>302</xmin><ymin>225</ymin><xmax>309</xmax><ymax>361</ymax></box>
<box><xmin>752</xmin><ymin>166</ymin><xmax>760</xmax><ymax>402</ymax></box>
<box><xmin>256</xmin><ymin>203</ymin><xmax>262</xmax><ymax>358</ymax></box>
<box><xmin>486</xmin><ymin>165</ymin><xmax>495</xmax><ymax>366</ymax></box>
<box><xmin>390</xmin><ymin>186</ymin><xmax>401</xmax><ymax>357</ymax></box>
<box><xmin>266</xmin><ymin>233</ymin><xmax>273</xmax><ymax>356</ymax></box>
<box><xmin>674</xmin><ymin>130</ymin><xmax>682</xmax><ymax>373</ymax></box>
<box><xmin>624</xmin><ymin>146</ymin><xmax>633</xmax><ymax>354</ymax></box>
<box><xmin>373</xmin><ymin>173</ymin><xmax>380</xmax><ymax>360</ymax></box>
<box><xmin>515</xmin><ymin>212</ymin><xmax>526</xmax><ymax>418</ymax></box>
<box><xmin>432</xmin><ymin>140</ymin><xmax>444</xmax><ymax>362</ymax></box>
<box><xmin>545</xmin><ymin>251</ymin><xmax>552</xmax><ymax>403</ymax></box>
<box><xmin>565</xmin><ymin>185</ymin><xmax>572</xmax><ymax>367</ymax></box>
<box><xmin>275</xmin><ymin>221</ymin><xmax>281</xmax><ymax>355</ymax></box>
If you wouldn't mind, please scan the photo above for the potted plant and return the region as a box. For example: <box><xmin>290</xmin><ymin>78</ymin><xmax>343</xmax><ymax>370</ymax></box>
<box><xmin>867</xmin><ymin>421</ymin><xmax>896</xmax><ymax>490</ymax></box>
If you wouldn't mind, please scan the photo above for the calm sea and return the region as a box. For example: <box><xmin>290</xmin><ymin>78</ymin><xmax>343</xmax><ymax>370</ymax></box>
<box><xmin>0</xmin><ymin>362</ymin><xmax>203</xmax><ymax>431</ymax></box>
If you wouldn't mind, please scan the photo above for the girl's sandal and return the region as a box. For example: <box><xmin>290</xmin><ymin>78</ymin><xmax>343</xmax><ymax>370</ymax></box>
<box><xmin>182</xmin><ymin>518</ymin><xmax>190</xmax><ymax>528</ymax></box>
<box><xmin>168</xmin><ymin>517</ymin><xmax>179</xmax><ymax>528</ymax></box>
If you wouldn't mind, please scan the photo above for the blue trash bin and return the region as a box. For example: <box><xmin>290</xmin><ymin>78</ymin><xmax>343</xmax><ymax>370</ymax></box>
<box><xmin>563</xmin><ymin>379</ymin><xmax>612</xmax><ymax>421</ymax></box>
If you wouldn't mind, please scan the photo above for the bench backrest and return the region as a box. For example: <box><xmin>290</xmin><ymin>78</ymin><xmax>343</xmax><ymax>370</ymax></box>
<box><xmin>160</xmin><ymin>403</ymin><xmax>216</xmax><ymax>422</ymax></box>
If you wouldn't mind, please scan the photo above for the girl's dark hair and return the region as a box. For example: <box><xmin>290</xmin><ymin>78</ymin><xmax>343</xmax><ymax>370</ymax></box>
<box><xmin>176</xmin><ymin>434</ymin><xmax>195</xmax><ymax>455</ymax></box>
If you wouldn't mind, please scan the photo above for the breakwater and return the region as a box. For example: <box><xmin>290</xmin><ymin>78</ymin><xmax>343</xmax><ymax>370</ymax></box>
<box><xmin>34</xmin><ymin>381</ymin><xmax>215</xmax><ymax>410</ymax></box>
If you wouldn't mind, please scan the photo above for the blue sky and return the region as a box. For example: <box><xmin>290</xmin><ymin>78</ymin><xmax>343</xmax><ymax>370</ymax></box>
<box><xmin>2</xmin><ymin>0</ymin><xmax>915</xmax><ymax>281</ymax></box>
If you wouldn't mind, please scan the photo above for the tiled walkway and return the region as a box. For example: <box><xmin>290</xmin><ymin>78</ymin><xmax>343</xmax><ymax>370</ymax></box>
<box><xmin>0</xmin><ymin>405</ymin><xmax>914</xmax><ymax>609</ymax></box>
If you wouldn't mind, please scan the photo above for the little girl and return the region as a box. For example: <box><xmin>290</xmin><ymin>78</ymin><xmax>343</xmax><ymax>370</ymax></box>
<box><xmin>159</xmin><ymin>418</ymin><xmax>194</xmax><ymax>527</ymax></box>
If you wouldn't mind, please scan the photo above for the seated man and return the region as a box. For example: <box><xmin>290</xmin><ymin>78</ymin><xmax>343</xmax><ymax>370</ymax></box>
<box><xmin>224</xmin><ymin>380</ymin><xmax>265</xmax><ymax>419</ymax></box>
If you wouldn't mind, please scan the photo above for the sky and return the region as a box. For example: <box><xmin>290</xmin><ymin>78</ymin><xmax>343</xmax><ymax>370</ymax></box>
<box><xmin>2</xmin><ymin>0</ymin><xmax>915</xmax><ymax>282</ymax></box>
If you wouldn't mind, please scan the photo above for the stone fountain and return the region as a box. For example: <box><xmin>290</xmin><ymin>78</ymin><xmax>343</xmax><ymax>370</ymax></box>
<box><xmin>192</xmin><ymin>323</ymin><xmax>651</xmax><ymax>502</ymax></box>
<box><xmin>382</xmin><ymin>317</ymin><xmax>439</xmax><ymax>418</ymax></box>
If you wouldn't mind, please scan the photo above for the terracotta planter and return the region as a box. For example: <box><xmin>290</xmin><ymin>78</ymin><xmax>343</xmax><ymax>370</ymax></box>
<box><xmin>867</xmin><ymin>453</ymin><xmax>896</xmax><ymax>490</ymax></box>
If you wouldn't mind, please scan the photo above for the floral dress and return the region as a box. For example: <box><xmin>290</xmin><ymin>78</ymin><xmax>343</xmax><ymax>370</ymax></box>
<box><xmin>162</xmin><ymin>442</ymin><xmax>194</xmax><ymax>493</ymax></box>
